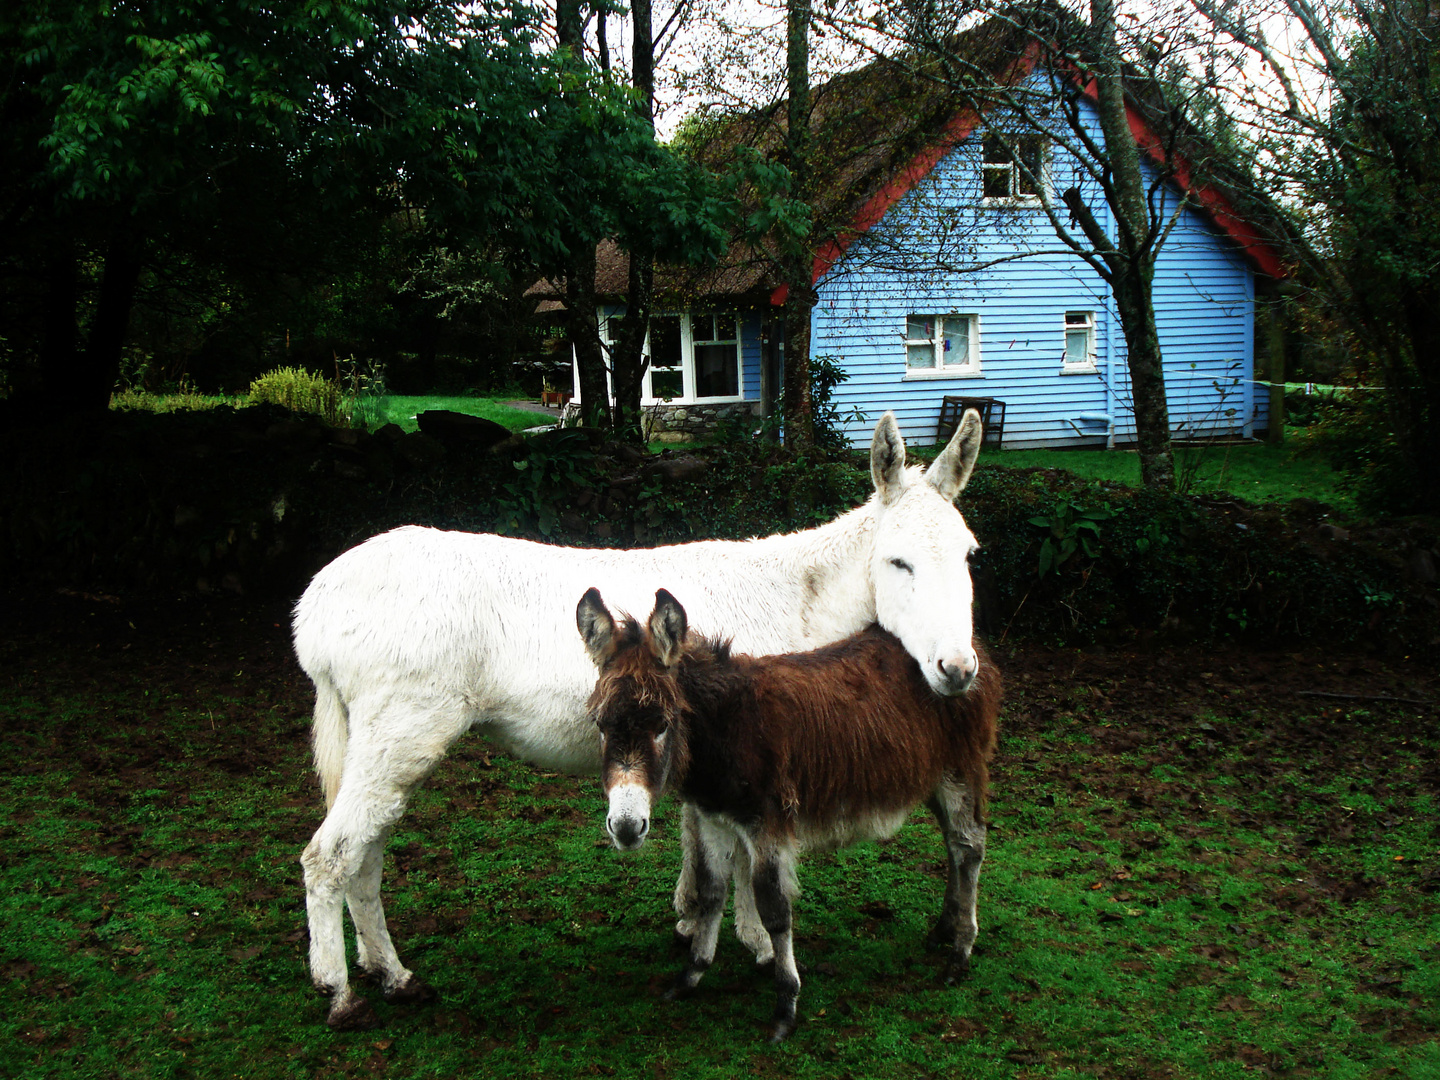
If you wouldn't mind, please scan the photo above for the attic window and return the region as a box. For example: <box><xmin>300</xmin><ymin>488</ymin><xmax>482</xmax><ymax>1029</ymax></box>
<box><xmin>982</xmin><ymin>134</ymin><xmax>1046</xmax><ymax>202</ymax></box>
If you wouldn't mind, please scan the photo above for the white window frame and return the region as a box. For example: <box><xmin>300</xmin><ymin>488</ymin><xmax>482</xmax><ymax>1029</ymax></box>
<box><xmin>634</xmin><ymin>312</ymin><xmax>744</xmax><ymax>405</ymax></box>
<box><xmin>685</xmin><ymin>311</ymin><xmax>744</xmax><ymax>403</ymax></box>
<box><xmin>981</xmin><ymin>133</ymin><xmax>1048</xmax><ymax>206</ymax></box>
<box><xmin>1062</xmin><ymin>310</ymin><xmax>1098</xmax><ymax>374</ymax></box>
<box><xmin>902</xmin><ymin>314</ymin><xmax>982</xmax><ymax>380</ymax></box>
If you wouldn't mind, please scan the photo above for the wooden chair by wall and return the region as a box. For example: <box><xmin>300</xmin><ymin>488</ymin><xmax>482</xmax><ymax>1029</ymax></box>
<box><xmin>937</xmin><ymin>396</ymin><xmax>1006</xmax><ymax>448</ymax></box>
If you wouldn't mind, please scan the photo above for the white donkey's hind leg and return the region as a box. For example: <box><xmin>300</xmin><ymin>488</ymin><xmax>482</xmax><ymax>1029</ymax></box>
<box><xmin>301</xmin><ymin>694</ymin><xmax>468</xmax><ymax>1029</ymax></box>
<box><xmin>346</xmin><ymin>833</ymin><xmax>438</xmax><ymax>1004</ymax></box>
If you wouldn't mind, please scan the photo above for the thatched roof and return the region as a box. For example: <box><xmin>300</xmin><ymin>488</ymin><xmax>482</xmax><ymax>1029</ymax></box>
<box><xmin>531</xmin><ymin>5</ymin><xmax>1300</xmax><ymax>310</ymax></box>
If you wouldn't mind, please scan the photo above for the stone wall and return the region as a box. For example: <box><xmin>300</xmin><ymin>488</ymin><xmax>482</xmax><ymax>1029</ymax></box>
<box><xmin>643</xmin><ymin>401</ymin><xmax>762</xmax><ymax>443</ymax></box>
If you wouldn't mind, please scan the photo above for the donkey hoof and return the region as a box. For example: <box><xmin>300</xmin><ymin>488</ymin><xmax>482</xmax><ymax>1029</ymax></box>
<box><xmin>926</xmin><ymin>923</ymin><xmax>957</xmax><ymax>951</ymax></box>
<box><xmin>941</xmin><ymin>955</ymin><xmax>972</xmax><ymax>985</ymax></box>
<box><xmin>769</xmin><ymin>1018</ymin><xmax>795</xmax><ymax>1043</ymax></box>
<box><xmin>384</xmin><ymin>974</ymin><xmax>438</xmax><ymax>1005</ymax></box>
<box><xmin>326</xmin><ymin>993</ymin><xmax>382</xmax><ymax>1031</ymax></box>
<box><xmin>663</xmin><ymin>979</ymin><xmax>693</xmax><ymax>1003</ymax></box>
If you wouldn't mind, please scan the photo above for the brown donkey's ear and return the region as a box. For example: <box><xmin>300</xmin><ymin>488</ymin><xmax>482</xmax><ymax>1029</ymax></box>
<box><xmin>577</xmin><ymin>587</ymin><xmax>617</xmax><ymax>667</ymax></box>
<box><xmin>649</xmin><ymin>589</ymin><xmax>688</xmax><ymax>668</ymax></box>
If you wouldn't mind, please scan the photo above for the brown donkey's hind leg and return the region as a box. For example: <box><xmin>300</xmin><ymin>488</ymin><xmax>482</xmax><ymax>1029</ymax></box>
<box><xmin>751</xmin><ymin>841</ymin><xmax>801</xmax><ymax>1043</ymax></box>
<box><xmin>927</xmin><ymin>776</ymin><xmax>986</xmax><ymax>983</ymax></box>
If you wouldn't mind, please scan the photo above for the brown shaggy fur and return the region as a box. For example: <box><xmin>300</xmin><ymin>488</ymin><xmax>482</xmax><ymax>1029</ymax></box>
<box><xmin>590</xmin><ymin>619</ymin><xmax>1000</xmax><ymax>840</ymax></box>
<box><xmin>580</xmin><ymin>587</ymin><xmax>1002</xmax><ymax>1041</ymax></box>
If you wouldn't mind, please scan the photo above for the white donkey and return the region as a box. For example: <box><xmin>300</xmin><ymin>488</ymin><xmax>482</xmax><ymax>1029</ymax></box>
<box><xmin>294</xmin><ymin>410</ymin><xmax>984</xmax><ymax>1029</ymax></box>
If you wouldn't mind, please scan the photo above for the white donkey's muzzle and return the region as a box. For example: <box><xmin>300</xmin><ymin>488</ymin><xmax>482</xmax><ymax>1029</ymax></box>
<box><xmin>933</xmin><ymin>646</ymin><xmax>979</xmax><ymax>696</ymax></box>
<box><xmin>605</xmin><ymin>782</ymin><xmax>653</xmax><ymax>850</ymax></box>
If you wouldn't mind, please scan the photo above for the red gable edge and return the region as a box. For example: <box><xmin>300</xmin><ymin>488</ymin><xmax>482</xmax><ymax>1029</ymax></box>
<box><xmin>770</xmin><ymin>58</ymin><xmax>1289</xmax><ymax>306</ymax></box>
<box><xmin>769</xmin><ymin>107</ymin><xmax>983</xmax><ymax>307</ymax></box>
<box><xmin>1077</xmin><ymin>79</ymin><xmax>1290</xmax><ymax>281</ymax></box>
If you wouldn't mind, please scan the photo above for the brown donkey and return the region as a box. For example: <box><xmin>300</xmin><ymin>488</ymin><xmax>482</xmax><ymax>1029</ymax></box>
<box><xmin>576</xmin><ymin>587</ymin><xmax>1000</xmax><ymax>1042</ymax></box>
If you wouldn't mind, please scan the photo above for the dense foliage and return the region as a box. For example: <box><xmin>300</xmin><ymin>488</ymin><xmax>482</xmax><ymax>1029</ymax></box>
<box><xmin>1</xmin><ymin>407</ymin><xmax>1434</xmax><ymax>653</ymax></box>
<box><xmin>0</xmin><ymin>0</ymin><xmax>731</xmax><ymax>412</ymax></box>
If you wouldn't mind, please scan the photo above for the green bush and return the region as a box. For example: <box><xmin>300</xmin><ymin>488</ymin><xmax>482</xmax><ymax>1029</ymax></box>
<box><xmin>248</xmin><ymin>366</ymin><xmax>347</xmax><ymax>426</ymax></box>
<box><xmin>1291</xmin><ymin>390</ymin><xmax>1411</xmax><ymax>514</ymax></box>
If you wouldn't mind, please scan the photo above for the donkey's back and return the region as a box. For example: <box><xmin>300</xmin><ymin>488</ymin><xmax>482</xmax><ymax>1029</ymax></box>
<box><xmin>711</xmin><ymin>628</ymin><xmax>999</xmax><ymax>844</ymax></box>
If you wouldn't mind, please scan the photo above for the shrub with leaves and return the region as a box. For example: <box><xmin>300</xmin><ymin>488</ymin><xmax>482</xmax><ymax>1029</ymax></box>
<box><xmin>247</xmin><ymin>367</ymin><xmax>346</xmax><ymax>426</ymax></box>
<box><xmin>1291</xmin><ymin>390</ymin><xmax>1410</xmax><ymax>514</ymax></box>
<box><xmin>1028</xmin><ymin>501</ymin><xmax>1116</xmax><ymax>577</ymax></box>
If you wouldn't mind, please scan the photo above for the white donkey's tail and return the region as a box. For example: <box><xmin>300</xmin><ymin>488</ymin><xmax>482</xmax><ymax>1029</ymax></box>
<box><xmin>310</xmin><ymin>676</ymin><xmax>348</xmax><ymax>810</ymax></box>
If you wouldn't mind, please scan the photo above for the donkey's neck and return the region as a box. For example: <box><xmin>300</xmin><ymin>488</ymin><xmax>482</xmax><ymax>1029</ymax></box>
<box><xmin>711</xmin><ymin>499</ymin><xmax>878</xmax><ymax>650</ymax></box>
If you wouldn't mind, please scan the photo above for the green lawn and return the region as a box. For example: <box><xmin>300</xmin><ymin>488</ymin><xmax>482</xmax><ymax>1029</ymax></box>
<box><xmin>3</xmin><ymin>599</ymin><xmax>1436</xmax><ymax>1079</ymax></box>
<box><xmin>351</xmin><ymin>395</ymin><xmax>554</xmax><ymax>434</ymax></box>
<box><xmin>971</xmin><ymin>438</ymin><xmax>1355</xmax><ymax>513</ymax></box>
<box><xmin>110</xmin><ymin>390</ymin><xmax>553</xmax><ymax>435</ymax></box>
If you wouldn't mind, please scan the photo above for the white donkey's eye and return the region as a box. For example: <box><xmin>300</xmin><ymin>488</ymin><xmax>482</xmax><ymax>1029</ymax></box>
<box><xmin>889</xmin><ymin>557</ymin><xmax>914</xmax><ymax>574</ymax></box>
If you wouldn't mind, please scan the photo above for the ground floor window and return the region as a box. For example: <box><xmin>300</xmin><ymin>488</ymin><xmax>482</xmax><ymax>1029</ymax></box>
<box><xmin>691</xmin><ymin>312</ymin><xmax>740</xmax><ymax>398</ymax></box>
<box><xmin>1063</xmin><ymin>311</ymin><xmax>1097</xmax><ymax>373</ymax></box>
<box><xmin>904</xmin><ymin>314</ymin><xmax>980</xmax><ymax>377</ymax></box>
<box><xmin>646</xmin><ymin>315</ymin><xmax>685</xmax><ymax>399</ymax></box>
<box><xmin>590</xmin><ymin>310</ymin><xmax>744</xmax><ymax>404</ymax></box>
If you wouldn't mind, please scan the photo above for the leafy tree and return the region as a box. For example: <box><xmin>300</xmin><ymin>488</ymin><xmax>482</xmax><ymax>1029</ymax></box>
<box><xmin>1190</xmin><ymin>0</ymin><xmax>1440</xmax><ymax>512</ymax></box>
<box><xmin>0</xmin><ymin>0</ymin><xmax>729</xmax><ymax>418</ymax></box>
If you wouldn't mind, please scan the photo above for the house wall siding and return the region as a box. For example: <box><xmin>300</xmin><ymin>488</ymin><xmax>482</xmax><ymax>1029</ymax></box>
<box><xmin>812</xmin><ymin>89</ymin><xmax>1266</xmax><ymax>450</ymax></box>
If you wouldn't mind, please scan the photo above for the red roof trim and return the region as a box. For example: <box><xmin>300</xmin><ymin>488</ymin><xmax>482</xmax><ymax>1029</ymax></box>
<box><xmin>1075</xmin><ymin>79</ymin><xmax>1289</xmax><ymax>280</ymax></box>
<box><xmin>771</xmin><ymin>108</ymin><xmax>983</xmax><ymax>306</ymax></box>
<box><xmin>772</xmin><ymin>57</ymin><xmax>1288</xmax><ymax>304</ymax></box>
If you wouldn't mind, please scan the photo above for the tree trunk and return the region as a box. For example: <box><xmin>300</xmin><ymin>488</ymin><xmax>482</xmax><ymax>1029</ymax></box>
<box><xmin>781</xmin><ymin>280</ymin><xmax>815</xmax><ymax>447</ymax></box>
<box><xmin>42</xmin><ymin>236</ymin><xmax>142</xmax><ymax>415</ymax></box>
<box><xmin>782</xmin><ymin>0</ymin><xmax>815</xmax><ymax>449</ymax></box>
<box><xmin>1114</xmin><ymin>268</ymin><xmax>1174</xmax><ymax>489</ymax></box>
<box><xmin>1399</xmin><ymin>286</ymin><xmax>1440</xmax><ymax>513</ymax></box>
<box><xmin>607</xmin><ymin>0</ymin><xmax>656</xmax><ymax>445</ymax></box>
<box><xmin>1091</xmin><ymin>0</ymin><xmax>1173</xmax><ymax>487</ymax></box>
<box><xmin>556</xmin><ymin>0</ymin><xmax>609</xmax><ymax>427</ymax></box>
<box><xmin>565</xmin><ymin>246</ymin><xmax>610</xmax><ymax>428</ymax></box>
<box><xmin>39</xmin><ymin>242</ymin><xmax>79</xmax><ymax>404</ymax></box>
<box><xmin>1265</xmin><ymin>292</ymin><xmax>1286</xmax><ymax>446</ymax></box>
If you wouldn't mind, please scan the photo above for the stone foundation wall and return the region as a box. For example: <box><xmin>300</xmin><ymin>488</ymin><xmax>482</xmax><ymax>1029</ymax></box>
<box><xmin>643</xmin><ymin>401</ymin><xmax>762</xmax><ymax>443</ymax></box>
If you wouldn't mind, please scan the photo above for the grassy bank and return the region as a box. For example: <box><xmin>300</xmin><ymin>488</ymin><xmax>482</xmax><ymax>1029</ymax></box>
<box><xmin>111</xmin><ymin>390</ymin><xmax>549</xmax><ymax>434</ymax></box>
<box><xmin>967</xmin><ymin>440</ymin><xmax>1354</xmax><ymax>514</ymax></box>
<box><xmin>349</xmin><ymin>395</ymin><xmax>551</xmax><ymax>434</ymax></box>
<box><xmin>2</xmin><ymin>595</ymin><xmax>1436</xmax><ymax>1079</ymax></box>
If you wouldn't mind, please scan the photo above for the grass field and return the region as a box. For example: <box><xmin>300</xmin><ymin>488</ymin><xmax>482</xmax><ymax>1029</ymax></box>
<box><xmin>965</xmin><ymin>439</ymin><xmax>1356</xmax><ymax>514</ymax></box>
<box><xmin>110</xmin><ymin>390</ymin><xmax>550</xmax><ymax>435</ymax></box>
<box><xmin>350</xmin><ymin>395</ymin><xmax>552</xmax><ymax>434</ymax></box>
<box><xmin>3</xmin><ymin>594</ymin><xmax>1436</xmax><ymax>1079</ymax></box>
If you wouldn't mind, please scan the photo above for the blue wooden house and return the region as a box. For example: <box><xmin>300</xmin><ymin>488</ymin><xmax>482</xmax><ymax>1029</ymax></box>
<box><xmin>559</xmin><ymin>29</ymin><xmax>1292</xmax><ymax>449</ymax></box>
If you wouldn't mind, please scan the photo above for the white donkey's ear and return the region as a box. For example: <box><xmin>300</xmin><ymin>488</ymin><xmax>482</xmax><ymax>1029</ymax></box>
<box><xmin>577</xmin><ymin>587</ymin><xmax>617</xmax><ymax>667</ymax></box>
<box><xmin>926</xmin><ymin>408</ymin><xmax>982</xmax><ymax>503</ymax></box>
<box><xmin>649</xmin><ymin>589</ymin><xmax>688</xmax><ymax>668</ymax></box>
<box><xmin>870</xmin><ymin>412</ymin><xmax>908</xmax><ymax>507</ymax></box>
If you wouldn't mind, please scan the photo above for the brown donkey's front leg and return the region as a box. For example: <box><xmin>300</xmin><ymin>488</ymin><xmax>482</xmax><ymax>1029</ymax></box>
<box><xmin>665</xmin><ymin>814</ymin><xmax>731</xmax><ymax>1000</ymax></box>
<box><xmin>927</xmin><ymin>777</ymin><xmax>987</xmax><ymax>983</ymax></box>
